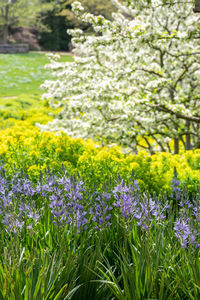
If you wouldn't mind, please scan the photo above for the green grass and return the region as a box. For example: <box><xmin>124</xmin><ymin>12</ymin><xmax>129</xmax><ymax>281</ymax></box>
<box><xmin>0</xmin><ymin>52</ymin><xmax>73</xmax><ymax>110</ymax></box>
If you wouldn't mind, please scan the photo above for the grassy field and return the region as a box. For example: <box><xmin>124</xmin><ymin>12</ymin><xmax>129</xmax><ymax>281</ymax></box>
<box><xmin>0</xmin><ymin>52</ymin><xmax>73</xmax><ymax>111</ymax></box>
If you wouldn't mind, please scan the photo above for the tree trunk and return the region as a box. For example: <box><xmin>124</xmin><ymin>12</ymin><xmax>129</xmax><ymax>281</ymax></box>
<box><xmin>174</xmin><ymin>138</ymin><xmax>179</xmax><ymax>154</ymax></box>
<box><xmin>3</xmin><ymin>5</ymin><xmax>9</xmax><ymax>45</ymax></box>
<box><xmin>185</xmin><ymin>120</ymin><xmax>191</xmax><ymax>150</ymax></box>
<box><xmin>174</xmin><ymin>116</ymin><xmax>179</xmax><ymax>154</ymax></box>
<box><xmin>3</xmin><ymin>24</ymin><xmax>8</xmax><ymax>45</ymax></box>
<box><xmin>196</xmin><ymin>123</ymin><xmax>200</xmax><ymax>148</ymax></box>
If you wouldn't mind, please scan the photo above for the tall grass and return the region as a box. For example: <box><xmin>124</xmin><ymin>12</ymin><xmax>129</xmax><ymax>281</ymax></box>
<box><xmin>0</xmin><ymin>165</ymin><xmax>199</xmax><ymax>299</ymax></box>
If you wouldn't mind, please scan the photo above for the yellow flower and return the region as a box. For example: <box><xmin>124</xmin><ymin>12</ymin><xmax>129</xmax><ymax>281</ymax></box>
<box><xmin>29</xmin><ymin>150</ymin><xmax>39</xmax><ymax>157</ymax></box>
<box><xmin>130</xmin><ymin>162</ymin><xmax>140</xmax><ymax>170</ymax></box>
<box><xmin>56</xmin><ymin>148</ymin><xmax>63</xmax><ymax>154</ymax></box>
<box><xmin>0</xmin><ymin>145</ymin><xmax>8</xmax><ymax>155</ymax></box>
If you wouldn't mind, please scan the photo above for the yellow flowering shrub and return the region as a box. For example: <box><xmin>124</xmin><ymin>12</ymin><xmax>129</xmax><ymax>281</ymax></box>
<box><xmin>0</xmin><ymin>108</ymin><xmax>199</xmax><ymax>193</ymax></box>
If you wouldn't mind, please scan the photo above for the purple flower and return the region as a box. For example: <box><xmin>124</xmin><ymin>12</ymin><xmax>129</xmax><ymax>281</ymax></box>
<box><xmin>2</xmin><ymin>213</ymin><xmax>24</xmax><ymax>233</ymax></box>
<box><xmin>170</xmin><ymin>177</ymin><xmax>182</xmax><ymax>201</ymax></box>
<box><xmin>48</xmin><ymin>178</ymin><xmax>88</xmax><ymax>231</ymax></box>
<box><xmin>91</xmin><ymin>192</ymin><xmax>112</xmax><ymax>229</ymax></box>
<box><xmin>133</xmin><ymin>195</ymin><xmax>166</xmax><ymax>230</ymax></box>
<box><xmin>113</xmin><ymin>179</ymin><xmax>167</xmax><ymax>230</ymax></box>
<box><xmin>174</xmin><ymin>218</ymin><xmax>199</xmax><ymax>248</ymax></box>
<box><xmin>74</xmin><ymin>209</ymin><xmax>88</xmax><ymax>233</ymax></box>
<box><xmin>192</xmin><ymin>202</ymin><xmax>200</xmax><ymax>222</ymax></box>
<box><xmin>113</xmin><ymin>180</ymin><xmax>140</xmax><ymax>218</ymax></box>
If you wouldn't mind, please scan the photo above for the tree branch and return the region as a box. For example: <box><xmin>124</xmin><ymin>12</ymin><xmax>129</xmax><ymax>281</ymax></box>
<box><xmin>152</xmin><ymin>104</ymin><xmax>200</xmax><ymax>123</ymax></box>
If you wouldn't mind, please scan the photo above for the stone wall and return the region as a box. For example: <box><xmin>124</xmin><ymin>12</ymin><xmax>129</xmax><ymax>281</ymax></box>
<box><xmin>0</xmin><ymin>44</ymin><xmax>29</xmax><ymax>54</ymax></box>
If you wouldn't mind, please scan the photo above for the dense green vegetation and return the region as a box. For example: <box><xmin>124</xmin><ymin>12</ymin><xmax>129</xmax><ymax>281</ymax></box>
<box><xmin>39</xmin><ymin>0</ymin><xmax>116</xmax><ymax>50</ymax></box>
<box><xmin>0</xmin><ymin>0</ymin><xmax>116</xmax><ymax>51</ymax></box>
<box><xmin>0</xmin><ymin>49</ymin><xmax>199</xmax><ymax>299</ymax></box>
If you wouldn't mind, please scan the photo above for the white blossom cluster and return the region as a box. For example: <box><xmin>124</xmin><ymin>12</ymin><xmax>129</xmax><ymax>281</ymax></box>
<box><xmin>40</xmin><ymin>0</ymin><xmax>200</xmax><ymax>153</ymax></box>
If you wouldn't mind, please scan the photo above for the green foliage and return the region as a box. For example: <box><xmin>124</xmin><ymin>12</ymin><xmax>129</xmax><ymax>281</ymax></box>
<box><xmin>0</xmin><ymin>119</ymin><xmax>199</xmax><ymax>195</ymax></box>
<box><xmin>39</xmin><ymin>0</ymin><xmax>73</xmax><ymax>51</ymax></box>
<box><xmin>0</xmin><ymin>0</ymin><xmax>54</xmax><ymax>44</ymax></box>
<box><xmin>98</xmin><ymin>225</ymin><xmax>200</xmax><ymax>299</ymax></box>
<box><xmin>59</xmin><ymin>0</ymin><xmax>116</xmax><ymax>29</ymax></box>
<box><xmin>0</xmin><ymin>49</ymin><xmax>198</xmax><ymax>195</ymax></box>
<box><xmin>0</xmin><ymin>205</ymin><xmax>199</xmax><ymax>299</ymax></box>
<box><xmin>39</xmin><ymin>12</ymin><xmax>71</xmax><ymax>51</ymax></box>
<box><xmin>38</xmin><ymin>0</ymin><xmax>116</xmax><ymax>50</ymax></box>
<box><xmin>0</xmin><ymin>52</ymin><xmax>200</xmax><ymax>300</ymax></box>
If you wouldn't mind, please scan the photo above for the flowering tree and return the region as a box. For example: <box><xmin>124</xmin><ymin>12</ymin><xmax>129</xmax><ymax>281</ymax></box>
<box><xmin>41</xmin><ymin>0</ymin><xmax>200</xmax><ymax>154</ymax></box>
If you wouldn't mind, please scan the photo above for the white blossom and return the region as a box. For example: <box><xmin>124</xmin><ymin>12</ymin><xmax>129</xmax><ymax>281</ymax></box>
<box><xmin>40</xmin><ymin>0</ymin><xmax>200</xmax><ymax>154</ymax></box>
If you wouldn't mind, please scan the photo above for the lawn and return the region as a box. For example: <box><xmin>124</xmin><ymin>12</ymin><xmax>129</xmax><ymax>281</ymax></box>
<box><xmin>0</xmin><ymin>52</ymin><xmax>73</xmax><ymax>110</ymax></box>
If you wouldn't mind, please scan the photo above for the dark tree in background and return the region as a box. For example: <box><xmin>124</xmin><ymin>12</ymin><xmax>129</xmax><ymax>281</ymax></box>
<box><xmin>59</xmin><ymin>0</ymin><xmax>116</xmax><ymax>28</ymax></box>
<box><xmin>39</xmin><ymin>10</ymin><xmax>72</xmax><ymax>51</ymax></box>
<box><xmin>38</xmin><ymin>0</ymin><xmax>70</xmax><ymax>51</ymax></box>
<box><xmin>194</xmin><ymin>0</ymin><xmax>200</xmax><ymax>12</ymax></box>
<box><xmin>39</xmin><ymin>0</ymin><xmax>116</xmax><ymax>51</ymax></box>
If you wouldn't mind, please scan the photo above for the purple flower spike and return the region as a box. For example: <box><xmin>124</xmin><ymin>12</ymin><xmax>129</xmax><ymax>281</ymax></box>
<box><xmin>170</xmin><ymin>177</ymin><xmax>182</xmax><ymax>201</ymax></box>
<box><xmin>91</xmin><ymin>192</ymin><xmax>112</xmax><ymax>230</ymax></box>
<box><xmin>174</xmin><ymin>218</ymin><xmax>199</xmax><ymax>248</ymax></box>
